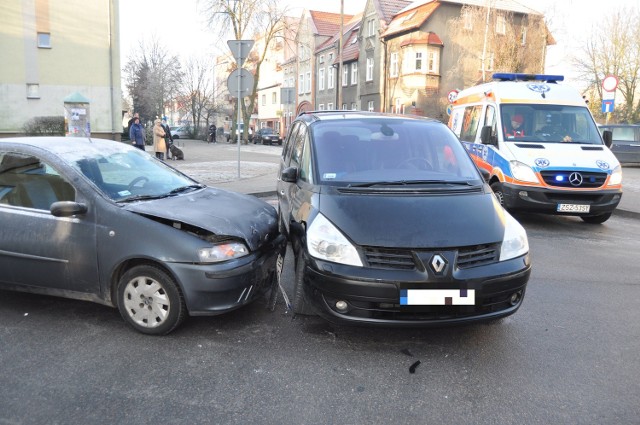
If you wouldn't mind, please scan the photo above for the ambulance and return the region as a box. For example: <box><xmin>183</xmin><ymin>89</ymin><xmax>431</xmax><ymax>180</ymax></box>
<box><xmin>448</xmin><ymin>73</ymin><xmax>622</xmax><ymax>224</ymax></box>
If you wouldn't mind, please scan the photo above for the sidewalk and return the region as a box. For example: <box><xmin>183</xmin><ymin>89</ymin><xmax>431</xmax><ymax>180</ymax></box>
<box><xmin>168</xmin><ymin>138</ymin><xmax>640</xmax><ymax>220</ymax></box>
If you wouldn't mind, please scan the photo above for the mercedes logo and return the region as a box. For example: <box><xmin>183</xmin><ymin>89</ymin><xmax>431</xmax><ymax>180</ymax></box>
<box><xmin>430</xmin><ymin>254</ymin><xmax>447</xmax><ymax>275</ymax></box>
<box><xmin>569</xmin><ymin>172</ymin><xmax>583</xmax><ymax>187</ymax></box>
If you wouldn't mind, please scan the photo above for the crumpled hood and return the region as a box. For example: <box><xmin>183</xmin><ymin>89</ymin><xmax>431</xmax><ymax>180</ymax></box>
<box><xmin>318</xmin><ymin>188</ymin><xmax>506</xmax><ymax>248</ymax></box>
<box><xmin>123</xmin><ymin>187</ymin><xmax>278</xmax><ymax>251</ymax></box>
<box><xmin>505</xmin><ymin>142</ymin><xmax>620</xmax><ymax>172</ymax></box>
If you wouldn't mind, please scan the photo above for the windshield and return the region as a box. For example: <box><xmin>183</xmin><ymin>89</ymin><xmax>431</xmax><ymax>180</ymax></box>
<box><xmin>68</xmin><ymin>145</ymin><xmax>199</xmax><ymax>202</ymax></box>
<box><xmin>501</xmin><ymin>104</ymin><xmax>602</xmax><ymax>144</ymax></box>
<box><xmin>310</xmin><ymin>119</ymin><xmax>482</xmax><ymax>186</ymax></box>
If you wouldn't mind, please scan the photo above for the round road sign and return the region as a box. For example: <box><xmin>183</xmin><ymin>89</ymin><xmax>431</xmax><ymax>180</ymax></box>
<box><xmin>602</xmin><ymin>75</ymin><xmax>618</xmax><ymax>92</ymax></box>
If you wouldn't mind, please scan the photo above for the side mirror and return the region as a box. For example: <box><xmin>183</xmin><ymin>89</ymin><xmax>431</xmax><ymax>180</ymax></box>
<box><xmin>479</xmin><ymin>168</ymin><xmax>490</xmax><ymax>183</ymax></box>
<box><xmin>480</xmin><ymin>125</ymin><xmax>497</xmax><ymax>146</ymax></box>
<box><xmin>280</xmin><ymin>166</ymin><xmax>298</xmax><ymax>183</ymax></box>
<box><xmin>51</xmin><ymin>201</ymin><xmax>88</xmax><ymax>217</ymax></box>
<box><xmin>602</xmin><ymin>130</ymin><xmax>613</xmax><ymax>148</ymax></box>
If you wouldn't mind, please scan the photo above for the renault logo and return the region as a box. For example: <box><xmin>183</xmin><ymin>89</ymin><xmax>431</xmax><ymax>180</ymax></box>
<box><xmin>430</xmin><ymin>254</ymin><xmax>447</xmax><ymax>275</ymax></box>
<box><xmin>569</xmin><ymin>172</ymin><xmax>583</xmax><ymax>187</ymax></box>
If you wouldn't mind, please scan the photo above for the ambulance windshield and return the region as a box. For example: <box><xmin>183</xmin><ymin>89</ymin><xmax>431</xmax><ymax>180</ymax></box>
<box><xmin>501</xmin><ymin>104</ymin><xmax>603</xmax><ymax>144</ymax></box>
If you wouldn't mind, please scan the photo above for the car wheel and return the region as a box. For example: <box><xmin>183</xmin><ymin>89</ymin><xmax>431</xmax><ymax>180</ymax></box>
<box><xmin>292</xmin><ymin>250</ymin><xmax>315</xmax><ymax>316</ymax></box>
<box><xmin>117</xmin><ymin>265</ymin><xmax>186</xmax><ymax>335</ymax></box>
<box><xmin>580</xmin><ymin>212</ymin><xmax>612</xmax><ymax>224</ymax></box>
<box><xmin>490</xmin><ymin>182</ymin><xmax>505</xmax><ymax>207</ymax></box>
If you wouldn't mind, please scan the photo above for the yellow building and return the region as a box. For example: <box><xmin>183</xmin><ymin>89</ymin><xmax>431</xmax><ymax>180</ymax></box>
<box><xmin>0</xmin><ymin>0</ymin><xmax>122</xmax><ymax>139</ymax></box>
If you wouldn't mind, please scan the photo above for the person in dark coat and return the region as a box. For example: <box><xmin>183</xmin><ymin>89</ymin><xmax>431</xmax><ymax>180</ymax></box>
<box><xmin>129</xmin><ymin>117</ymin><xmax>145</xmax><ymax>150</ymax></box>
<box><xmin>161</xmin><ymin>119</ymin><xmax>174</xmax><ymax>159</ymax></box>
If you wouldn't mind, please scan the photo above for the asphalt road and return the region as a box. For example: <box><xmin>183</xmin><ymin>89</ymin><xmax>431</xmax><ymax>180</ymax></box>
<box><xmin>1</xmin><ymin>213</ymin><xmax>639</xmax><ymax>424</ymax></box>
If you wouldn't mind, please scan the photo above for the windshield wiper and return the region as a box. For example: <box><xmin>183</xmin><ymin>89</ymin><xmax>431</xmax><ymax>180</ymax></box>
<box><xmin>167</xmin><ymin>184</ymin><xmax>205</xmax><ymax>195</ymax></box>
<box><xmin>118</xmin><ymin>194</ymin><xmax>169</xmax><ymax>203</ymax></box>
<box><xmin>348</xmin><ymin>180</ymin><xmax>475</xmax><ymax>188</ymax></box>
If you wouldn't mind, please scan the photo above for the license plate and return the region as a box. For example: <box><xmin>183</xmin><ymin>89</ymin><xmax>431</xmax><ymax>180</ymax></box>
<box><xmin>557</xmin><ymin>203</ymin><xmax>590</xmax><ymax>213</ymax></box>
<box><xmin>400</xmin><ymin>289</ymin><xmax>475</xmax><ymax>306</ymax></box>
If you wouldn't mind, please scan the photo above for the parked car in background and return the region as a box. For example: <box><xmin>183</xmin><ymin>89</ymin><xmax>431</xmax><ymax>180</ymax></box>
<box><xmin>0</xmin><ymin>137</ymin><xmax>285</xmax><ymax>335</ymax></box>
<box><xmin>277</xmin><ymin>111</ymin><xmax>531</xmax><ymax>327</ymax></box>
<box><xmin>253</xmin><ymin>127</ymin><xmax>282</xmax><ymax>145</ymax></box>
<box><xmin>598</xmin><ymin>124</ymin><xmax>640</xmax><ymax>164</ymax></box>
<box><xmin>170</xmin><ymin>126</ymin><xmax>191</xmax><ymax>139</ymax></box>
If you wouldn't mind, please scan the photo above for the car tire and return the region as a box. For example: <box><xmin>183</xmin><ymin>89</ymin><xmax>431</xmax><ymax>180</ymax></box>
<box><xmin>292</xmin><ymin>250</ymin><xmax>315</xmax><ymax>316</ymax></box>
<box><xmin>490</xmin><ymin>182</ymin><xmax>505</xmax><ymax>207</ymax></box>
<box><xmin>580</xmin><ymin>212</ymin><xmax>612</xmax><ymax>224</ymax></box>
<box><xmin>117</xmin><ymin>264</ymin><xmax>186</xmax><ymax>335</ymax></box>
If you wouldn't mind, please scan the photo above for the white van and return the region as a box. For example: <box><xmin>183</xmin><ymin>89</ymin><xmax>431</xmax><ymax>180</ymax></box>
<box><xmin>448</xmin><ymin>73</ymin><xmax>623</xmax><ymax>224</ymax></box>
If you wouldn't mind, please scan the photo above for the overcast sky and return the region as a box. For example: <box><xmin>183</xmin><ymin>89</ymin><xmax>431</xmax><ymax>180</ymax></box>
<box><xmin>119</xmin><ymin>0</ymin><xmax>639</xmax><ymax>88</ymax></box>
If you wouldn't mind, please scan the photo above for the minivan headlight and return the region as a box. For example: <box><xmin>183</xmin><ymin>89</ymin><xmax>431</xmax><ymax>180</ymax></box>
<box><xmin>198</xmin><ymin>242</ymin><xmax>248</xmax><ymax>263</ymax></box>
<box><xmin>510</xmin><ymin>160</ymin><xmax>539</xmax><ymax>183</ymax></box>
<box><xmin>608</xmin><ymin>165</ymin><xmax>622</xmax><ymax>186</ymax></box>
<box><xmin>500</xmin><ymin>212</ymin><xmax>529</xmax><ymax>261</ymax></box>
<box><xmin>307</xmin><ymin>213</ymin><xmax>363</xmax><ymax>267</ymax></box>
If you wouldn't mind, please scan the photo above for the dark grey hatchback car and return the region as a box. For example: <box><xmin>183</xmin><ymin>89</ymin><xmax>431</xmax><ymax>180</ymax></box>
<box><xmin>277</xmin><ymin>111</ymin><xmax>531</xmax><ymax>326</ymax></box>
<box><xmin>0</xmin><ymin>137</ymin><xmax>285</xmax><ymax>335</ymax></box>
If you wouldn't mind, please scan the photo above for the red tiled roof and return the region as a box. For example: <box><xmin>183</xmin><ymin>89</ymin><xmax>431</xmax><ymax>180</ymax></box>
<box><xmin>310</xmin><ymin>10</ymin><xmax>354</xmax><ymax>37</ymax></box>
<box><xmin>315</xmin><ymin>13</ymin><xmax>363</xmax><ymax>55</ymax></box>
<box><xmin>381</xmin><ymin>1</ymin><xmax>440</xmax><ymax>38</ymax></box>
<box><xmin>399</xmin><ymin>31</ymin><xmax>443</xmax><ymax>47</ymax></box>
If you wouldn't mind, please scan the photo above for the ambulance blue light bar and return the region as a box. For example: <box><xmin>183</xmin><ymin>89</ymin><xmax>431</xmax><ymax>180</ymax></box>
<box><xmin>492</xmin><ymin>73</ymin><xmax>564</xmax><ymax>83</ymax></box>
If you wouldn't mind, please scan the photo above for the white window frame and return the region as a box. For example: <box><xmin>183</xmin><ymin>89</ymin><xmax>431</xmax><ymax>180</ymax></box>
<box><xmin>368</xmin><ymin>19</ymin><xmax>375</xmax><ymax>36</ymax></box>
<box><xmin>367</xmin><ymin>100</ymin><xmax>374</xmax><ymax>112</ymax></box>
<box><xmin>351</xmin><ymin>102</ymin><xmax>357</xmax><ymax>110</ymax></box>
<box><xmin>37</xmin><ymin>32</ymin><xmax>51</xmax><ymax>48</ymax></box>
<box><xmin>328</xmin><ymin>67</ymin><xmax>335</xmax><ymax>89</ymax></box>
<box><xmin>395</xmin><ymin>98</ymin><xmax>402</xmax><ymax>114</ymax></box>
<box><xmin>327</xmin><ymin>102</ymin><xmax>334</xmax><ymax>110</ymax></box>
<box><xmin>26</xmin><ymin>83</ymin><xmax>40</xmax><ymax>99</ymax></box>
<box><xmin>390</xmin><ymin>52</ymin><xmax>399</xmax><ymax>77</ymax></box>
<box><xmin>272</xmin><ymin>92</ymin><xmax>277</xmax><ymax>104</ymax></box>
<box><xmin>342</xmin><ymin>64</ymin><xmax>349</xmax><ymax>86</ymax></box>
<box><xmin>351</xmin><ymin>62</ymin><xmax>358</xmax><ymax>84</ymax></box>
<box><xmin>496</xmin><ymin>14</ymin><xmax>506</xmax><ymax>35</ymax></box>
<box><xmin>305</xmin><ymin>71</ymin><xmax>311</xmax><ymax>93</ymax></box>
<box><xmin>319</xmin><ymin>55</ymin><xmax>325</xmax><ymax>64</ymax></box>
<box><xmin>298</xmin><ymin>74</ymin><xmax>304</xmax><ymax>94</ymax></box>
<box><xmin>319</xmin><ymin>68</ymin><xmax>325</xmax><ymax>90</ymax></box>
<box><xmin>366</xmin><ymin>57</ymin><xmax>374</xmax><ymax>81</ymax></box>
<box><xmin>463</xmin><ymin>9</ymin><xmax>473</xmax><ymax>30</ymax></box>
<box><xmin>427</xmin><ymin>48</ymin><xmax>439</xmax><ymax>74</ymax></box>
<box><xmin>318</xmin><ymin>104</ymin><xmax>325</xmax><ymax>110</ymax></box>
<box><xmin>415</xmin><ymin>52</ymin><xmax>423</xmax><ymax>72</ymax></box>
<box><xmin>262</xmin><ymin>94</ymin><xmax>266</xmax><ymax>106</ymax></box>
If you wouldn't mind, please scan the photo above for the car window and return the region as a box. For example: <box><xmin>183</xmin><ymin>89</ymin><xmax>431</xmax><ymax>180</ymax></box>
<box><xmin>282</xmin><ymin>122</ymin><xmax>301</xmax><ymax>165</ymax></box>
<box><xmin>612</xmin><ymin>127</ymin><xmax>635</xmax><ymax>141</ymax></box>
<box><xmin>299</xmin><ymin>130</ymin><xmax>313</xmax><ymax>183</ymax></box>
<box><xmin>0</xmin><ymin>152</ymin><xmax>75</xmax><ymax>210</ymax></box>
<box><xmin>291</xmin><ymin>125</ymin><xmax>306</xmax><ymax>168</ymax></box>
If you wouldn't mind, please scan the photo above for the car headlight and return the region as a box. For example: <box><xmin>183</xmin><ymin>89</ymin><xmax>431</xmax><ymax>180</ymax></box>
<box><xmin>198</xmin><ymin>242</ymin><xmax>248</xmax><ymax>263</ymax></box>
<box><xmin>510</xmin><ymin>160</ymin><xmax>539</xmax><ymax>183</ymax></box>
<box><xmin>608</xmin><ymin>165</ymin><xmax>622</xmax><ymax>186</ymax></box>
<box><xmin>499</xmin><ymin>212</ymin><xmax>529</xmax><ymax>261</ymax></box>
<box><xmin>307</xmin><ymin>213</ymin><xmax>363</xmax><ymax>267</ymax></box>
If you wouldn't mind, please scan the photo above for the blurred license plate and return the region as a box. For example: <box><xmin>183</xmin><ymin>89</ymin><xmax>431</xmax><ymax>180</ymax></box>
<box><xmin>557</xmin><ymin>203</ymin><xmax>590</xmax><ymax>213</ymax></box>
<box><xmin>400</xmin><ymin>289</ymin><xmax>475</xmax><ymax>306</ymax></box>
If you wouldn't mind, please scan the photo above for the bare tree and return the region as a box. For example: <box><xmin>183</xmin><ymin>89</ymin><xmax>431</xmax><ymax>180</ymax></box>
<box><xmin>201</xmin><ymin>0</ymin><xmax>292</xmax><ymax>143</ymax></box>
<box><xmin>446</xmin><ymin>6</ymin><xmax>550</xmax><ymax>88</ymax></box>
<box><xmin>178</xmin><ymin>57</ymin><xmax>217</xmax><ymax>139</ymax></box>
<box><xmin>574</xmin><ymin>7</ymin><xmax>640</xmax><ymax>123</ymax></box>
<box><xmin>124</xmin><ymin>38</ymin><xmax>183</xmax><ymax>123</ymax></box>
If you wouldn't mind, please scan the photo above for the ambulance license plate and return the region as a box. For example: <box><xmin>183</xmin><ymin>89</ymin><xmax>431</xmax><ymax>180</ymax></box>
<box><xmin>400</xmin><ymin>289</ymin><xmax>475</xmax><ymax>306</ymax></box>
<box><xmin>557</xmin><ymin>203</ymin><xmax>590</xmax><ymax>213</ymax></box>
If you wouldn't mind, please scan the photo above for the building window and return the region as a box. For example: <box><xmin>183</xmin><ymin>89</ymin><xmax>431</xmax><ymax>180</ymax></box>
<box><xmin>327</xmin><ymin>102</ymin><xmax>334</xmax><ymax>110</ymax></box>
<box><xmin>390</xmin><ymin>52</ymin><xmax>399</xmax><ymax>77</ymax></box>
<box><xmin>496</xmin><ymin>15</ymin><xmax>506</xmax><ymax>35</ymax></box>
<box><xmin>415</xmin><ymin>52</ymin><xmax>423</xmax><ymax>72</ymax></box>
<box><xmin>26</xmin><ymin>84</ymin><xmax>40</xmax><ymax>99</ymax></box>
<box><xmin>462</xmin><ymin>9</ymin><xmax>473</xmax><ymax>30</ymax></box>
<box><xmin>366</xmin><ymin>57</ymin><xmax>374</xmax><ymax>81</ymax></box>
<box><xmin>262</xmin><ymin>94</ymin><xmax>266</xmax><ymax>106</ymax></box>
<box><xmin>328</xmin><ymin>67</ymin><xmax>335</xmax><ymax>89</ymax></box>
<box><xmin>521</xmin><ymin>28</ymin><xmax>527</xmax><ymax>46</ymax></box>
<box><xmin>319</xmin><ymin>68</ymin><xmax>325</xmax><ymax>90</ymax></box>
<box><xmin>318</xmin><ymin>104</ymin><xmax>325</xmax><ymax>110</ymax></box>
<box><xmin>298</xmin><ymin>74</ymin><xmax>304</xmax><ymax>94</ymax></box>
<box><xmin>328</xmin><ymin>52</ymin><xmax>334</xmax><ymax>62</ymax></box>
<box><xmin>351</xmin><ymin>62</ymin><xmax>358</xmax><ymax>84</ymax></box>
<box><xmin>319</xmin><ymin>55</ymin><xmax>324</xmax><ymax>64</ymax></box>
<box><xmin>367</xmin><ymin>19</ymin><xmax>375</xmax><ymax>36</ymax></box>
<box><xmin>305</xmin><ymin>72</ymin><xmax>311</xmax><ymax>93</ymax></box>
<box><xmin>37</xmin><ymin>32</ymin><xmax>51</xmax><ymax>48</ymax></box>
<box><xmin>427</xmin><ymin>48</ymin><xmax>439</xmax><ymax>74</ymax></box>
<box><xmin>351</xmin><ymin>102</ymin><xmax>357</xmax><ymax>110</ymax></box>
<box><xmin>342</xmin><ymin>64</ymin><xmax>349</xmax><ymax>86</ymax></box>
<box><xmin>272</xmin><ymin>92</ymin><xmax>277</xmax><ymax>104</ymax></box>
<box><xmin>395</xmin><ymin>98</ymin><xmax>402</xmax><ymax>114</ymax></box>
<box><xmin>368</xmin><ymin>101</ymin><xmax>374</xmax><ymax>112</ymax></box>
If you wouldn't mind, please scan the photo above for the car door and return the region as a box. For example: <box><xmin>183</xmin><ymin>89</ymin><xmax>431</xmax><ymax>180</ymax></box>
<box><xmin>0</xmin><ymin>151</ymin><xmax>100</xmax><ymax>294</ymax></box>
<box><xmin>278</xmin><ymin>122</ymin><xmax>303</xmax><ymax>235</ymax></box>
<box><xmin>610</xmin><ymin>126</ymin><xmax>640</xmax><ymax>164</ymax></box>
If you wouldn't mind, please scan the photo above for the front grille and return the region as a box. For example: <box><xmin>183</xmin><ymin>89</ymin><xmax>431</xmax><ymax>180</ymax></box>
<box><xmin>457</xmin><ymin>244</ymin><xmax>499</xmax><ymax>268</ymax></box>
<box><xmin>539</xmin><ymin>170</ymin><xmax>607</xmax><ymax>188</ymax></box>
<box><xmin>364</xmin><ymin>248</ymin><xmax>415</xmax><ymax>270</ymax></box>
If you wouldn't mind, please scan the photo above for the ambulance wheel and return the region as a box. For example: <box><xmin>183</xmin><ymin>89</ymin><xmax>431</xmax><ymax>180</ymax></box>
<box><xmin>490</xmin><ymin>182</ymin><xmax>505</xmax><ymax>206</ymax></box>
<box><xmin>580</xmin><ymin>213</ymin><xmax>611</xmax><ymax>224</ymax></box>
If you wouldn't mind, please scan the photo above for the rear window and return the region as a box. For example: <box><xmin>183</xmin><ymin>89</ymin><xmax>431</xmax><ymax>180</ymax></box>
<box><xmin>309</xmin><ymin>119</ymin><xmax>480</xmax><ymax>185</ymax></box>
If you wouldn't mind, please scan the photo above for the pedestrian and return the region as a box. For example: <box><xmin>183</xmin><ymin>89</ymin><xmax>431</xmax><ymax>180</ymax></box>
<box><xmin>127</xmin><ymin>112</ymin><xmax>139</xmax><ymax>135</ymax></box>
<box><xmin>153</xmin><ymin>119</ymin><xmax>166</xmax><ymax>160</ymax></box>
<box><xmin>128</xmin><ymin>117</ymin><xmax>145</xmax><ymax>150</ymax></box>
<box><xmin>161</xmin><ymin>118</ymin><xmax>174</xmax><ymax>159</ymax></box>
<box><xmin>209</xmin><ymin>123</ymin><xmax>217</xmax><ymax>144</ymax></box>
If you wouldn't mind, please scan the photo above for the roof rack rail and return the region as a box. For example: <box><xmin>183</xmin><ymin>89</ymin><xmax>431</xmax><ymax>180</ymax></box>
<box><xmin>492</xmin><ymin>73</ymin><xmax>564</xmax><ymax>83</ymax></box>
<box><xmin>296</xmin><ymin>110</ymin><xmax>370</xmax><ymax>117</ymax></box>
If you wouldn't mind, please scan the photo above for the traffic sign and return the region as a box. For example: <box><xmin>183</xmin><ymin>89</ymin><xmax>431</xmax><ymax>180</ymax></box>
<box><xmin>447</xmin><ymin>89</ymin><xmax>459</xmax><ymax>103</ymax></box>
<box><xmin>227</xmin><ymin>40</ymin><xmax>254</xmax><ymax>67</ymax></box>
<box><xmin>227</xmin><ymin>68</ymin><xmax>254</xmax><ymax>99</ymax></box>
<box><xmin>602</xmin><ymin>75</ymin><xmax>618</xmax><ymax>92</ymax></box>
<box><xmin>602</xmin><ymin>99</ymin><xmax>614</xmax><ymax>113</ymax></box>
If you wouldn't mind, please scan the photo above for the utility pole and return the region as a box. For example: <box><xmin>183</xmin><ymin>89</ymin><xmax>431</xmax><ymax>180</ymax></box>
<box><xmin>338</xmin><ymin>0</ymin><xmax>344</xmax><ymax>109</ymax></box>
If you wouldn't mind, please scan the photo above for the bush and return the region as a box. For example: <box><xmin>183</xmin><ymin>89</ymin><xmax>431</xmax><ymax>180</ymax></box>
<box><xmin>23</xmin><ymin>116</ymin><xmax>65</xmax><ymax>136</ymax></box>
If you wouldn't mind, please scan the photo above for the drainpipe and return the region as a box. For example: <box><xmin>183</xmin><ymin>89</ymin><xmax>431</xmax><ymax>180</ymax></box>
<box><xmin>381</xmin><ymin>37</ymin><xmax>388</xmax><ymax>113</ymax></box>
<box><xmin>108</xmin><ymin>0</ymin><xmax>118</xmax><ymax>140</ymax></box>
